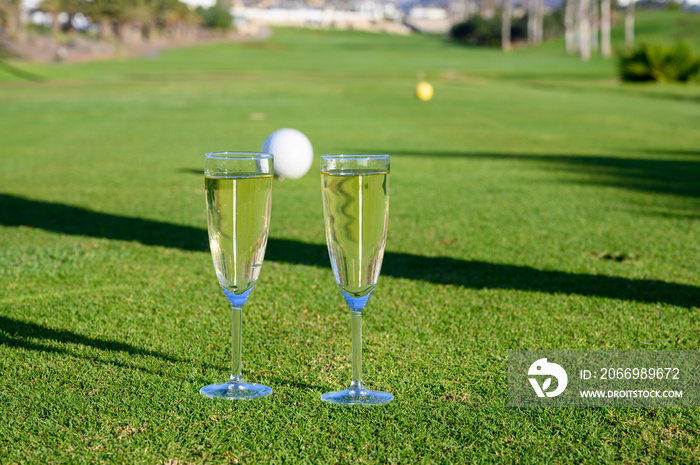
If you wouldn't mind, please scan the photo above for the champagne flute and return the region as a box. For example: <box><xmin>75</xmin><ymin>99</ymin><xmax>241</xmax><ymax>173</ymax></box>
<box><xmin>200</xmin><ymin>152</ymin><xmax>273</xmax><ymax>400</ymax></box>
<box><xmin>320</xmin><ymin>154</ymin><xmax>393</xmax><ymax>406</ymax></box>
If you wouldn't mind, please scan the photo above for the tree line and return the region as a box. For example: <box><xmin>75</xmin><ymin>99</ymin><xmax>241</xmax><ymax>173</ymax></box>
<box><xmin>451</xmin><ymin>0</ymin><xmax>639</xmax><ymax>60</ymax></box>
<box><xmin>2</xmin><ymin>0</ymin><xmax>639</xmax><ymax>56</ymax></box>
<box><xmin>520</xmin><ymin>0</ymin><xmax>638</xmax><ymax>60</ymax></box>
<box><xmin>0</xmin><ymin>0</ymin><xmax>214</xmax><ymax>45</ymax></box>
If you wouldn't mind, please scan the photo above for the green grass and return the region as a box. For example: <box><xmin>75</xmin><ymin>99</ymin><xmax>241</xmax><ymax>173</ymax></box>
<box><xmin>1</xmin><ymin>9</ymin><xmax>700</xmax><ymax>464</ymax></box>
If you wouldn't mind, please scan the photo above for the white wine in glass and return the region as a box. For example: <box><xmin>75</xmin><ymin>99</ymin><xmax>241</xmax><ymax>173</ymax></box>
<box><xmin>320</xmin><ymin>154</ymin><xmax>393</xmax><ymax>406</ymax></box>
<box><xmin>201</xmin><ymin>152</ymin><xmax>273</xmax><ymax>400</ymax></box>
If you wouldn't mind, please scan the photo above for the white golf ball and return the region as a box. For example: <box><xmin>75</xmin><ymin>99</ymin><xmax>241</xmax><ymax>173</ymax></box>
<box><xmin>262</xmin><ymin>128</ymin><xmax>313</xmax><ymax>180</ymax></box>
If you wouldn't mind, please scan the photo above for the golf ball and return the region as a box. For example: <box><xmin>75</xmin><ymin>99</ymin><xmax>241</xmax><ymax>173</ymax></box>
<box><xmin>415</xmin><ymin>81</ymin><xmax>434</xmax><ymax>101</ymax></box>
<box><xmin>262</xmin><ymin>128</ymin><xmax>313</xmax><ymax>180</ymax></box>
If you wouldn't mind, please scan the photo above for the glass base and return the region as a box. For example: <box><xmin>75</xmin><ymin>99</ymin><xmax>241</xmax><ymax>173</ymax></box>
<box><xmin>200</xmin><ymin>381</ymin><xmax>272</xmax><ymax>400</ymax></box>
<box><xmin>321</xmin><ymin>383</ymin><xmax>393</xmax><ymax>406</ymax></box>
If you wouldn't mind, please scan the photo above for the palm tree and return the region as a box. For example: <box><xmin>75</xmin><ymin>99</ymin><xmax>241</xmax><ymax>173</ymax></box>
<box><xmin>502</xmin><ymin>0</ymin><xmax>511</xmax><ymax>51</ymax></box>
<box><xmin>578</xmin><ymin>0</ymin><xmax>591</xmax><ymax>60</ymax></box>
<box><xmin>527</xmin><ymin>0</ymin><xmax>544</xmax><ymax>45</ymax></box>
<box><xmin>564</xmin><ymin>0</ymin><xmax>576</xmax><ymax>55</ymax></box>
<box><xmin>85</xmin><ymin>0</ymin><xmax>118</xmax><ymax>40</ymax></box>
<box><xmin>590</xmin><ymin>0</ymin><xmax>599</xmax><ymax>53</ymax></box>
<box><xmin>600</xmin><ymin>0</ymin><xmax>611</xmax><ymax>57</ymax></box>
<box><xmin>39</xmin><ymin>0</ymin><xmax>63</xmax><ymax>32</ymax></box>
<box><xmin>161</xmin><ymin>0</ymin><xmax>200</xmax><ymax>41</ymax></box>
<box><xmin>39</xmin><ymin>0</ymin><xmax>88</xmax><ymax>32</ymax></box>
<box><xmin>625</xmin><ymin>0</ymin><xmax>634</xmax><ymax>48</ymax></box>
<box><xmin>535</xmin><ymin>0</ymin><xmax>544</xmax><ymax>44</ymax></box>
<box><xmin>37</xmin><ymin>0</ymin><xmax>200</xmax><ymax>45</ymax></box>
<box><xmin>0</xmin><ymin>0</ymin><xmax>25</xmax><ymax>40</ymax></box>
<box><xmin>527</xmin><ymin>0</ymin><xmax>534</xmax><ymax>44</ymax></box>
<box><xmin>116</xmin><ymin>0</ymin><xmax>153</xmax><ymax>45</ymax></box>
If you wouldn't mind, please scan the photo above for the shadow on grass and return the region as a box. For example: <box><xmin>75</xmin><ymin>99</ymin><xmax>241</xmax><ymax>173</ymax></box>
<box><xmin>357</xmin><ymin>149</ymin><xmax>700</xmax><ymax>200</ymax></box>
<box><xmin>647</xmin><ymin>211</ymin><xmax>700</xmax><ymax>221</ymax></box>
<box><xmin>177</xmin><ymin>168</ymin><xmax>202</xmax><ymax>175</ymax></box>
<box><xmin>640</xmin><ymin>149</ymin><xmax>700</xmax><ymax>157</ymax></box>
<box><xmin>523</xmin><ymin>80</ymin><xmax>700</xmax><ymax>105</ymax></box>
<box><xmin>0</xmin><ymin>59</ymin><xmax>44</xmax><ymax>82</ymax></box>
<box><xmin>0</xmin><ymin>193</ymin><xmax>698</xmax><ymax>308</ymax></box>
<box><xmin>0</xmin><ymin>314</ymin><xmax>197</xmax><ymax>378</ymax></box>
<box><xmin>0</xmin><ymin>192</ymin><xmax>209</xmax><ymax>251</ymax></box>
<box><xmin>0</xmin><ymin>314</ymin><xmax>224</xmax><ymax>378</ymax></box>
<box><xmin>0</xmin><ymin>330</ymin><xmax>175</xmax><ymax>377</ymax></box>
<box><xmin>0</xmin><ymin>315</ymin><xmax>179</xmax><ymax>362</ymax></box>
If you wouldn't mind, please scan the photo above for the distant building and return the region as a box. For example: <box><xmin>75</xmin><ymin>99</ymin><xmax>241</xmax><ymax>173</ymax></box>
<box><xmin>230</xmin><ymin>0</ymin><xmax>410</xmax><ymax>34</ymax></box>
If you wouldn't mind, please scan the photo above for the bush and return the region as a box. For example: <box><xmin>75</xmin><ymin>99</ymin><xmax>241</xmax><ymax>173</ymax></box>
<box><xmin>195</xmin><ymin>5</ymin><xmax>234</xmax><ymax>29</ymax></box>
<box><xmin>618</xmin><ymin>42</ymin><xmax>700</xmax><ymax>82</ymax></box>
<box><xmin>449</xmin><ymin>11</ymin><xmax>564</xmax><ymax>47</ymax></box>
<box><xmin>450</xmin><ymin>15</ymin><xmax>524</xmax><ymax>47</ymax></box>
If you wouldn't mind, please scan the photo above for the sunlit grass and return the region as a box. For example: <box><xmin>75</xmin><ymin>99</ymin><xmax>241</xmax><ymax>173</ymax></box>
<box><xmin>0</xmin><ymin>10</ymin><xmax>699</xmax><ymax>463</ymax></box>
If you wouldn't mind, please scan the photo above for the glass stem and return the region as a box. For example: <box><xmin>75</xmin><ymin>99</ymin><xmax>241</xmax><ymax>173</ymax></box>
<box><xmin>230</xmin><ymin>306</ymin><xmax>243</xmax><ymax>383</ymax></box>
<box><xmin>351</xmin><ymin>311</ymin><xmax>363</xmax><ymax>389</ymax></box>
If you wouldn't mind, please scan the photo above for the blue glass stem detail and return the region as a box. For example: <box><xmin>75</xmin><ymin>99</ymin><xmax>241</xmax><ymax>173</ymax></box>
<box><xmin>342</xmin><ymin>290</ymin><xmax>373</xmax><ymax>312</ymax></box>
<box><xmin>223</xmin><ymin>287</ymin><xmax>253</xmax><ymax>308</ymax></box>
<box><xmin>231</xmin><ymin>306</ymin><xmax>242</xmax><ymax>381</ymax></box>
<box><xmin>351</xmin><ymin>312</ymin><xmax>363</xmax><ymax>388</ymax></box>
<box><xmin>342</xmin><ymin>290</ymin><xmax>374</xmax><ymax>389</ymax></box>
<box><xmin>222</xmin><ymin>287</ymin><xmax>254</xmax><ymax>383</ymax></box>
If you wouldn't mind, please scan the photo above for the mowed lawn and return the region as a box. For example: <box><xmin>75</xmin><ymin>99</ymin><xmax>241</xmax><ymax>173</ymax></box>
<box><xmin>1</xmin><ymin>11</ymin><xmax>700</xmax><ymax>463</ymax></box>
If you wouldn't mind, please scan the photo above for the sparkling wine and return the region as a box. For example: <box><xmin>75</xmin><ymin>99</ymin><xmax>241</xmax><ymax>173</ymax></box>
<box><xmin>206</xmin><ymin>175</ymin><xmax>273</xmax><ymax>295</ymax></box>
<box><xmin>321</xmin><ymin>170</ymin><xmax>389</xmax><ymax>298</ymax></box>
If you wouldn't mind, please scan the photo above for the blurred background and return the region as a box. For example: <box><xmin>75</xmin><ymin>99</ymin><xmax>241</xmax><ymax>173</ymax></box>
<box><xmin>1</xmin><ymin>0</ymin><xmax>699</xmax><ymax>462</ymax></box>
<box><xmin>2</xmin><ymin>0</ymin><xmax>700</xmax><ymax>70</ymax></box>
